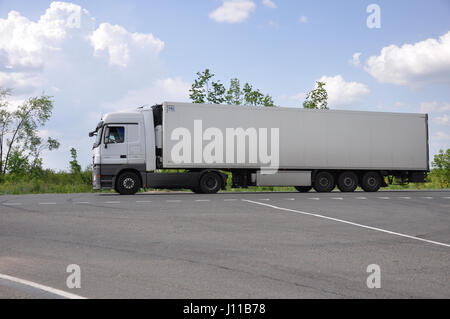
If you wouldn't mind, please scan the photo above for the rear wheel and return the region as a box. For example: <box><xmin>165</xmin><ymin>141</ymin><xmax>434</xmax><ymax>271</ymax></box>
<box><xmin>313</xmin><ymin>171</ymin><xmax>335</xmax><ymax>193</ymax></box>
<box><xmin>337</xmin><ymin>171</ymin><xmax>358</xmax><ymax>192</ymax></box>
<box><xmin>199</xmin><ymin>172</ymin><xmax>222</xmax><ymax>194</ymax></box>
<box><xmin>116</xmin><ymin>171</ymin><xmax>141</xmax><ymax>195</ymax></box>
<box><xmin>361</xmin><ymin>171</ymin><xmax>382</xmax><ymax>192</ymax></box>
<box><xmin>295</xmin><ymin>186</ymin><xmax>312</xmax><ymax>193</ymax></box>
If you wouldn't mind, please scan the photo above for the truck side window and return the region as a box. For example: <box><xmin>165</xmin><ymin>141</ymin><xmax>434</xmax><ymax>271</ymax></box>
<box><xmin>106</xmin><ymin>126</ymin><xmax>125</xmax><ymax>143</ymax></box>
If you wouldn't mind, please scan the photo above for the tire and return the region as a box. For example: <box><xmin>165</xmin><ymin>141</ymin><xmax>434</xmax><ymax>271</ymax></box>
<box><xmin>313</xmin><ymin>171</ymin><xmax>335</xmax><ymax>193</ymax></box>
<box><xmin>337</xmin><ymin>171</ymin><xmax>358</xmax><ymax>192</ymax></box>
<box><xmin>361</xmin><ymin>171</ymin><xmax>382</xmax><ymax>192</ymax></box>
<box><xmin>199</xmin><ymin>172</ymin><xmax>222</xmax><ymax>194</ymax></box>
<box><xmin>295</xmin><ymin>186</ymin><xmax>312</xmax><ymax>193</ymax></box>
<box><xmin>191</xmin><ymin>187</ymin><xmax>203</xmax><ymax>194</ymax></box>
<box><xmin>116</xmin><ymin>171</ymin><xmax>141</xmax><ymax>195</ymax></box>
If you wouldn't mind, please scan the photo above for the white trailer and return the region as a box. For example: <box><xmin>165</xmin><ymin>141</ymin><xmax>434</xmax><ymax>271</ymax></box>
<box><xmin>90</xmin><ymin>102</ymin><xmax>429</xmax><ymax>194</ymax></box>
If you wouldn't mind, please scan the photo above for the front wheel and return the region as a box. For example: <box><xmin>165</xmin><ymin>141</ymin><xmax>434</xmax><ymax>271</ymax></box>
<box><xmin>116</xmin><ymin>171</ymin><xmax>141</xmax><ymax>195</ymax></box>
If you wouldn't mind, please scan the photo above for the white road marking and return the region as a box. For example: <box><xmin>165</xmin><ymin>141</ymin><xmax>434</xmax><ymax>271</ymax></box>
<box><xmin>377</xmin><ymin>197</ymin><xmax>390</xmax><ymax>200</ymax></box>
<box><xmin>355</xmin><ymin>197</ymin><xmax>367</xmax><ymax>200</ymax></box>
<box><xmin>442</xmin><ymin>197</ymin><xmax>450</xmax><ymax>199</ymax></box>
<box><xmin>259</xmin><ymin>199</ymin><xmax>270</xmax><ymax>201</ymax></box>
<box><xmin>136</xmin><ymin>200</ymin><xmax>152</xmax><ymax>203</ymax></box>
<box><xmin>223</xmin><ymin>199</ymin><xmax>237</xmax><ymax>201</ymax></box>
<box><xmin>3</xmin><ymin>203</ymin><xmax>22</xmax><ymax>206</ymax></box>
<box><xmin>331</xmin><ymin>197</ymin><xmax>343</xmax><ymax>200</ymax></box>
<box><xmin>284</xmin><ymin>198</ymin><xmax>296</xmax><ymax>201</ymax></box>
<box><xmin>104</xmin><ymin>201</ymin><xmax>120</xmax><ymax>204</ymax></box>
<box><xmin>166</xmin><ymin>200</ymin><xmax>181</xmax><ymax>203</ymax></box>
<box><xmin>243</xmin><ymin>199</ymin><xmax>450</xmax><ymax>248</ymax></box>
<box><xmin>398</xmin><ymin>197</ymin><xmax>411</xmax><ymax>200</ymax></box>
<box><xmin>0</xmin><ymin>273</ymin><xmax>86</xmax><ymax>299</ymax></box>
<box><xmin>39</xmin><ymin>202</ymin><xmax>56</xmax><ymax>205</ymax></box>
<box><xmin>422</xmin><ymin>197</ymin><xmax>433</xmax><ymax>199</ymax></box>
<box><xmin>74</xmin><ymin>202</ymin><xmax>90</xmax><ymax>204</ymax></box>
<box><xmin>195</xmin><ymin>199</ymin><xmax>210</xmax><ymax>202</ymax></box>
<box><xmin>309</xmin><ymin>198</ymin><xmax>320</xmax><ymax>200</ymax></box>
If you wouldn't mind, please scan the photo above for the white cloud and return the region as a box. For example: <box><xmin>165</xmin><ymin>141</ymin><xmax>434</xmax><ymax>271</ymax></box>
<box><xmin>262</xmin><ymin>0</ymin><xmax>277</xmax><ymax>9</ymax></box>
<box><xmin>0</xmin><ymin>2</ymin><xmax>167</xmax><ymax>170</ymax></box>
<box><xmin>434</xmin><ymin>114</ymin><xmax>449</xmax><ymax>126</ymax></box>
<box><xmin>90</xmin><ymin>23</ymin><xmax>164</xmax><ymax>67</ymax></box>
<box><xmin>299</xmin><ymin>16</ymin><xmax>308</xmax><ymax>23</ymax></box>
<box><xmin>317</xmin><ymin>75</ymin><xmax>370</xmax><ymax>107</ymax></box>
<box><xmin>365</xmin><ymin>31</ymin><xmax>450</xmax><ymax>86</ymax></box>
<box><xmin>349</xmin><ymin>52</ymin><xmax>361</xmax><ymax>67</ymax></box>
<box><xmin>102</xmin><ymin>77</ymin><xmax>191</xmax><ymax>111</ymax></box>
<box><xmin>420</xmin><ymin>101</ymin><xmax>450</xmax><ymax>113</ymax></box>
<box><xmin>209</xmin><ymin>0</ymin><xmax>256</xmax><ymax>23</ymax></box>
<box><xmin>434</xmin><ymin>131</ymin><xmax>450</xmax><ymax>141</ymax></box>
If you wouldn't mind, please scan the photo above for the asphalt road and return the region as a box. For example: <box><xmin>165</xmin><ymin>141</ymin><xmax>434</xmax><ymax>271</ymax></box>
<box><xmin>0</xmin><ymin>190</ymin><xmax>449</xmax><ymax>298</ymax></box>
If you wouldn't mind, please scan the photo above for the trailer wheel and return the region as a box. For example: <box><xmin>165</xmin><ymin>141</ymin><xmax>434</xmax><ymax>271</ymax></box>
<box><xmin>295</xmin><ymin>186</ymin><xmax>312</xmax><ymax>193</ymax></box>
<box><xmin>337</xmin><ymin>171</ymin><xmax>358</xmax><ymax>192</ymax></box>
<box><xmin>313</xmin><ymin>171</ymin><xmax>335</xmax><ymax>193</ymax></box>
<box><xmin>199</xmin><ymin>172</ymin><xmax>222</xmax><ymax>194</ymax></box>
<box><xmin>361</xmin><ymin>171</ymin><xmax>382</xmax><ymax>192</ymax></box>
<box><xmin>116</xmin><ymin>171</ymin><xmax>141</xmax><ymax>195</ymax></box>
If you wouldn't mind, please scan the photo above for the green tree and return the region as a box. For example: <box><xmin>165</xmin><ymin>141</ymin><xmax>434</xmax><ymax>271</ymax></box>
<box><xmin>7</xmin><ymin>150</ymin><xmax>30</xmax><ymax>176</ymax></box>
<box><xmin>303</xmin><ymin>81</ymin><xmax>329</xmax><ymax>109</ymax></box>
<box><xmin>0</xmin><ymin>88</ymin><xmax>60</xmax><ymax>175</ymax></box>
<box><xmin>69</xmin><ymin>147</ymin><xmax>82</xmax><ymax>175</ymax></box>
<box><xmin>432</xmin><ymin>149</ymin><xmax>450</xmax><ymax>188</ymax></box>
<box><xmin>190</xmin><ymin>69</ymin><xmax>274</xmax><ymax>107</ymax></box>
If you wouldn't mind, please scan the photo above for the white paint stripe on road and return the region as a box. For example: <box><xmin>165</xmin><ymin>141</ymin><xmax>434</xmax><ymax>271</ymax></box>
<box><xmin>3</xmin><ymin>203</ymin><xmax>22</xmax><ymax>206</ymax></box>
<box><xmin>223</xmin><ymin>199</ymin><xmax>237</xmax><ymax>201</ymax></box>
<box><xmin>136</xmin><ymin>200</ymin><xmax>152</xmax><ymax>203</ymax></box>
<box><xmin>284</xmin><ymin>198</ymin><xmax>295</xmax><ymax>201</ymax></box>
<box><xmin>0</xmin><ymin>273</ymin><xmax>87</xmax><ymax>299</ymax></box>
<box><xmin>442</xmin><ymin>197</ymin><xmax>450</xmax><ymax>199</ymax></box>
<box><xmin>104</xmin><ymin>201</ymin><xmax>120</xmax><ymax>204</ymax></box>
<box><xmin>398</xmin><ymin>197</ymin><xmax>411</xmax><ymax>200</ymax></box>
<box><xmin>355</xmin><ymin>197</ymin><xmax>367</xmax><ymax>200</ymax></box>
<box><xmin>242</xmin><ymin>199</ymin><xmax>450</xmax><ymax>248</ymax></box>
<box><xmin>166</xmin><ymin>200</ymin><xmax>181</xmax><ymax>202</ymax></box>
<box><xmin>309</xmin><ymin>198</ymin><xmax>320</xmax><ymax>200</ymax></box>
<box><xmin>259</xmin><ymin>199</ymin><xmax>271</xmax><ymax>201</ymax></box>
<box><xmin>331</xmin><ymin>197</ymin><xmax>343</xmax><ymax>200</ymax></box>
<box><xmin>39</xmin><ymin>202</ymin><xmax>56</xmax><ymax>205</ymax></box>
<box><xmin>74</xmin><ymin>202</ymin><xmax>90</xmax><ymax>204</ymax></box>
<box><xmin>195</xmin><ymin>199</ymin><xmax>210</xmax><ymax>202</ymax></box>
<box><xmin>377</xmin><ymin>197</ymin><xmax>390</xmax><ymax>200</ymax></box>
<box><xmin>422</xmin><ymin>197</ymin><xmax>433</xmax><ymax>199</ymax></box>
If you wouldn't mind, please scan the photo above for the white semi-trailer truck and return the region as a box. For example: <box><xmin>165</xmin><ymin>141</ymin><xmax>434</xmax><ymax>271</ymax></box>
<box><xmin>89</xmin><ymin>102</ymin><xmax>429</xmax><ymax>195</ymax></box>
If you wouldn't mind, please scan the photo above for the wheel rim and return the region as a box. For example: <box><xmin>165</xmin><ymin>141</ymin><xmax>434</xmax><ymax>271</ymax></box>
<box><xmin>123</xmin><ymin>177</ymin><xmax>135</xmax><ymax>189</ymax></box>
<box><xmin>205</xmin><ymin>176</ymin><xmax>219</xmax><ymax>190</ymax></box>
<box><xmin>319</xmin><ymin>177</ymin><xmax>329</xmax><ymax>187</ymax></box>
<box><xmin>367</xmin><ymin>177</ymin><xmax>377</xmax><ymax>187</ymax></box>
<box><xmin>343</xmin><ymin>176</ymin><xmax>355</xmax><ymax>188</ymax></box>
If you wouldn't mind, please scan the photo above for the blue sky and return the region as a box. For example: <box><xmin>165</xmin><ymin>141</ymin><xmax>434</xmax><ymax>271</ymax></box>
<box><xmin>0</xmin><ymin>0</ymin><xmax>449</xmax><ymax>170</ymax></box>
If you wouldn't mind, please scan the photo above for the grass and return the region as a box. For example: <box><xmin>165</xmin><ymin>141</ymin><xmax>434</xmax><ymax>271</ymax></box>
<box><xmin>0</xmin><ymin>170</ymin><xmax>448</xmax><ymax>195</ymax></box>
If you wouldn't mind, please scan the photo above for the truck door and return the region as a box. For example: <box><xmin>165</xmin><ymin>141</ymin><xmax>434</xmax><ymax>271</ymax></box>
<box><xmin>126</xmin><ymin>124</ymin><xmax>145</xmax><ymax>164</ymax></box>
<box><xmin>101</xmin><ymin>125</ymin><xmax>128</xmax><ymax>165</ymax></box>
